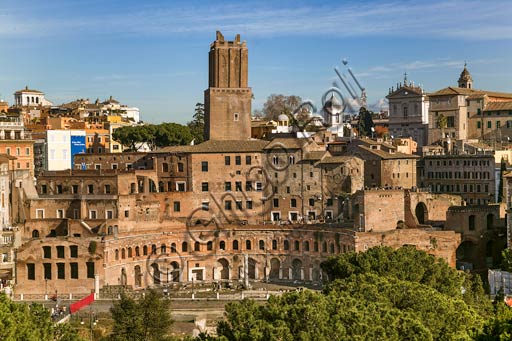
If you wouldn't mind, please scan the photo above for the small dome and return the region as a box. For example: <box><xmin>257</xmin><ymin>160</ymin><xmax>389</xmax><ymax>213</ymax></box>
<box><xmin>278</xmin><ymin>114</ymin><xmax>289</xmax><ymax>121</ymax></box>
<box><xmin>324</xmin><ymin>93</ymin><xmax>343</xmax><ymax>115</ymax></box>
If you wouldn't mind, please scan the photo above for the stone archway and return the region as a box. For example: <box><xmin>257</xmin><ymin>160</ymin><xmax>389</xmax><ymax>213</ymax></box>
<box><xmin>415</xmin><ymin>202</ymin><xmax>428</xmax><ymax>225</ymax></box>
<box><xmin>217</xmin><ymin>258</ymin><xmax>230</xmax><ymax>280</ymax></box>
<box><xmin>292</xmin><ymin>259</ymin><xmax>302</xmax><ymax>280</ymax></box>
<box><xmin>248</xmin><ymin>258</ymin><xmax>257</xmax><ymax>280</ymax></box>
<box><xmin>269</xmin><ymin>258</ymin><xmax>280</xmax><ymax>280</ymax></box>
<box><xmin>456</xmin><ymin>240</ymin><xmax>478</xmax><ymax>270</ymax></box>
<box><xmin>170</xmin><ymin>261</ymin><xmax>180</xmax><ymax>282</ymax></box>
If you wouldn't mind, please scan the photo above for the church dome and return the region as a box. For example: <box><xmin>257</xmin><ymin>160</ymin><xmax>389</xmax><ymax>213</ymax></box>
<box><xmin>277</xmin><ymin>114</ymin><xmax>289</xmax><ymax>121</ymax></box>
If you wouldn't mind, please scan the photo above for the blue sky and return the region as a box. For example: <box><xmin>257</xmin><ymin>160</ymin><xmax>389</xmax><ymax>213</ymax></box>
<box><xmin>1</xmin><ymin>0</ymin><xmax>511</xmax><ymax>124</ymax></box>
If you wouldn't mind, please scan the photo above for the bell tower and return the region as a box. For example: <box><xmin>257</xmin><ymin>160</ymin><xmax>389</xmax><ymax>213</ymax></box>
<box><xmin>204</xmin><ymin>31</ymin><xmax>252</xmax><ymax>141</ymax></box>
<box><xmin>458</xmin><ymin>62</ymin><xmax>473</xmax><ymax>89</ymax></box>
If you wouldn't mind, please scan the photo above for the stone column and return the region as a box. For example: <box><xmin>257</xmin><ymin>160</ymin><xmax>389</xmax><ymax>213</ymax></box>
<box><xmin>279</xmin><ymin>267</ymin><xmax>283</xmax><ymax>280</ymax></box>
<box><xmin>288</xmin><ymin>268</ymin><xmax>292</xmax><ymax>280</ymax></box>
<box><xmin>300</xmin><ymin>268</ymin><xmax>304</xmax><ymax>281</ymax></box>
<box><xmin>309</xmin><ymin>267</ymin><xmax>313</xmax><ymax>281</ymax></box>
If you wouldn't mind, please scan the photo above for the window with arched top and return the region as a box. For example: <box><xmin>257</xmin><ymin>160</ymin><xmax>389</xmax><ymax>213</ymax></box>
<box><xmin>161</xmin><ymin>244</ymin><xmax>167</xmax><ymax>254</ymax></box>
<box><xmin>143</xmin><ymin>245</ymin><xmax>148</xmax><ymax>256</ymax></box>
<box><xmin>207</xmin><ymin>241</ymin><xmax>213</xmax><ymax>251</ymax></box>
<box><xmin>32</xmin><ymin>230</ymin><xmax>40</xmax><ymax>238</ymax></box>
<box><xmin>182</xmin><ymin>242</ymin><xmax>188</xmax><ymax>252</ymax></box>
<box><xmin>330</xmin><ymin>243</ymin><xmax>335</xmax><ymax>253</ymax></box>
<box><xmin>284</xmin><ymin>240</ymin><xmax>290</xmax><ymax>251</ymax></box>
<box><xmin>259</xmin><ymin>240</ymin><xmax>265</xmax><ymax>250</ymax></box>
<box><xmin>171</xmin><ymin>243</ymin><xmax>176</xmax><ymax>253</ymax></box>
<box><xmin>151</xmin><ymin>244</ymin><xmax>157</xmax><ymax>254</ymax></box>
<box><xmin>233</xmin><ymin>240</ymin><xmax>239</xmax><ymax>250</ymax></box>
<box><xmin>220</xmin><ymin>241</ymin><xmax>226</xmax><ymax>250</ymax></box>
<box><xmin>121</xmin><ymin>248</ymin><xmax>126</xmax><ymax>259</ymax></box>
<box><xmin>127</xmin><ymin>247</ymin><xmax>132</xmax><ymax>257</ymax></box>
<box><xmin>272</xmin><ymin>240</ymin><xmax>277</xmax><ymax>250</ymax></box>
<box><xmin>194</xmin><ymin>242</ymin><xmax>200</xmax><ymax>252</ymax></box>
<box><xmin>246</xmin><ymin>240</ymin><xmax>252</xmax><ymax>250</ymax></box>
<box><xmin>294</xmin><ymin>240</ymin><xmax>300</xmax><ymax>251</ymax></box>
<box><xmin>115</xmin><ymin>249</ymin><xmax>119</xmax><ymax>260</ymax></box>
<box><xmin>303</xmin><ymin>241</ymin><xmax>310</xmax><ymax>252</ymax></box>
<box><xmin>135</xmin><ymin>246</ymin><xmax>140</xmax><ymax>257</ymax></box>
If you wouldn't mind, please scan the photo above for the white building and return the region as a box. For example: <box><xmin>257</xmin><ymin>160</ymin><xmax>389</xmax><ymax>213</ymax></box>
<box><xmin>13</xmin><ymin>86</ymin><xmax>53</xmax><ymax>107</ymax></box>
<box><xmin>46</xmin><ymin>130</ymin><xmax>86</xmax><ymax>171</ymax></box>
<box><xmin>386</xmin><ymin>75</ymin><xmax>429</xmax><ymax>149</ymax></box>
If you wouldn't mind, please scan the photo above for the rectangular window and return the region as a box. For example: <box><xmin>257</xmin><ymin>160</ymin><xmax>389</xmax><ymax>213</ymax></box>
<box><xmin>327</xmin><ymin>198</ymin><xmax>333</xmax><ymax>206</ymax></box>
<box><xmin>246</xmin><ymin>200</ymin><xmax>253</xmax><ymax>209</ymax></box>
<box><xmin>89</xmin><ymin>210</ymin><xmax>97</xmax><ymax>219</ymax></box>
<box><xmin>255</xmin><ymin>182</ymin><xmax>262</xmax><ymax>191</ymax></box>
<box><xmin>497</xmin><ymin>121</ymin><xmax>501</xmax><ymax>128</ymax></box>
<box><xmin>225</xmin><ymin>156</ymin><xmax>231</xmax><ymax>166</ymax></box>
<box><xmin>124</xmin><ymin>210</ymin><xmax>129</xmax><ymax>218</ymax></box>
<box><xmin>74</xmin><ymin>209</ymin><xmax>79</xmax><ymax>219</ymax></box>
<box><xmin>57</xmin><ymin>246</ymin><xmax>65</xmax><ymax>258</ymax></box>
<box><xmin>86</xmin><ymin>262</ymin><xmax>95</xmax><ymax>278</ymax></box>
<box><xmin>201</xmin><ymin>161</ymin><xmax>208</xmax><ymax>172</ymax></box>
<box><xmin>87</xmin><ymin>184</ymin><xmax>94</xmax><ymax>194</ymax></box>
<box><xmin>104</xmin><ymin>185</ymin><xmax>111</xmax><ymax>194</ymax></box>
<box><xmin>235</xmin><ymin>156</ymin><xmax>241</xmax><ymax>165</ymax></box>
<box><xmin>56</xmin><ymin>185</ymin><xmax>63</xmax><ymax>194</ymax></box>
<box><xmin>70</xmin><ymin>263</ymin><xmax>78</xmax><ymax>279</ymax></box>
<box><xmin>72</xmin><ymin>184</ymin><xmax>78</xmax><ymax>194</ymax></box>
<box><xmin>225</xmin><ymin>182</ymin><xmax>232</xmax><ymax>192</ymax></box>
<box><xmin>27</xmin><ymin>263</ymin><xmax>35</xmax><ymax>280</ymax></box>
<box><xmin>245</xmin><ymin>181</ymin><xmax>252</xmax><ymax>191</ymax></box>
<box><xmin>225</xmin><ymin>200</ymin><xmax>232</xmax><ymax>210</ymax></box>
<box><xmin>173</xmin><ymin>201</ymin><xmax>181</xmax><ymax>212</ymax></box>
<box><xmin>273</xmin><ymin>198</ymin><xmax>279</xmax><ymax>208</ymax></box>
<box><xmin>57</xmin><ymin>263</ymin><xmax>65</xmax><ymax>279</ymax></box>
<box><xmin>43</xmin><ymin>246</ymin><xmax>51</xmax><ymax>259</ymax></box>
<box><xmin>235</xmin><ymin>181</ymin><xmax>242</xmax><ymax>191</ymax></box>
<box><xmin>41</xmin><ymin>185</ymin><xmax>47</xmax><ymax>194</ymax></box>
<box><xmin>202</xmin><ymin>202</ymin><xmax>209</xmax><ymax>211</ymax></box>
<box><xmin>26</xmin><ymin>147</ymin><xmax>30</xmax><ymax>155</ymax></box>
<box><xmin>309</xmin><ymin>198</ymin><xmax>315</xmax><ymax>206</ymax></box>
<box><xmin>201</xmin><ymin>182</ymin><xmax>209</xmax><ymax>192</ymax></box>
<box><xmin>236</xmin><ymin>201</ymin><xmax>242</xmax><ymax>210</ymax></box>
<box><xmin>70</xmin><ymin>245</ymin><xmax>78</xmax><ymax>258</ymax></box>
<box><xmin>176</xmin><ymin>182</ymin><xmax>186</xmax><ymax>191</ymax></box>
<box><xmin>43</xmin><ymin>263</ymin><xmax>52</xmax><ymax>280</ymax></box>
<box><xmin>57</xmin><ymin>209</ymin><xmax>64</xmax><ymax>218</ymax></box>
<box><xmin>246</xmin><ymin>156</ymin><xmax>252</xmax><ymax>165</ymax></box>
<box><xmin>488</xmin><ymin>121</ymin><xmax>492</xmax><ymax>128</ymax></box>
<box><xmin>178</xmin><ymin>163</ymin><xmax>184</xmax><ymax>172</ymax></box>
<box><xmin>36</xmin><ymin>209</ymin><xmax>45</xmax><ymax>219</ymax></box>
<box><xmin>291</xmin><ymin>198</ymin><xmax>297</xmax><ymax>208</ymax></box>
<box><xmin>477</xmin><ymin>121</ymin><xmax>481</xmax><ymax>129</ymax></box>
<box><xmin>106</xmin><ymin>210</ymin><xmax>113</xmax><ymax>219</ymax></box>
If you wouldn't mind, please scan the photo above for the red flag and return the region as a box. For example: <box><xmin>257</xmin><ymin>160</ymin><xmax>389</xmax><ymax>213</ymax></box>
<box><xmin>69</xmin><ymin>293</ymin><xmax>95</xmax><ymax>314</ymax></box>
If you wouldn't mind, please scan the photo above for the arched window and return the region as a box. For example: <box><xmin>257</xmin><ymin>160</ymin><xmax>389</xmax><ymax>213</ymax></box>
<box><xmin>115</xmin><ymin>249</ymin><xmax>119</xmax><ymax>260</ymax></box>
<box><xmin>314</xmin><ymin>241</ymin><xmax>319</xmax><ymax>252</ymax></box>
<box><xmin>207</xmin><ymin>241</ymin><xmax>213</xmax><ymax>251</ymax></box>
<box><xmin>294</xmin><ymin>240</ymin><xmax>300</xmax><ymax>251</ymax></box>
<box><xmin>135</xmin><ymin>246</ymin><xmax>140</xmax><ymax>257</ymax></box>
<box><xmin>322</xmin><ymin>242</ymin><xmax>327</xmax><ymax>253</ymax></box>
<box><xmin>303</xmin><ymin>241</ymin><xmax>310</xmax><ymax>252</ymax></box>
<box><xmin>143</xmin><ymin>245</ymin><xmax>148</xmax><ymax>256</ymax></box>
<box><xmin>330</xmin><ymin>243</ymin><xmax>335</xmax><ymax>253</ymax></box>
<box><xmin>289</xmin><ymin>155</ymin><xmax>295</xmax><ymax>165</ymax></box>
<box><xmin>161</xmin><ymin>244</ymin><xmax>167</xmax><ymax>254</ymax></box>
<box><xmin>259</xmin><ymin>240</ymin><xmax>265</xmax><ymax>250</ymax></box>
<box><xmin>220</xmin><ymin>241</ymin><xmax>226</xmax><ymax>250</ymax></box>
<box><xmin>194</xmin><ymin>242</ymin><xmax>200</xmax><ymax>252</ymax></box>
<box><xmin>127</xmin><ymin>247</ymin><xmax>132</xmax><ymax>257</ymax></box>
<box><xmin>246</xmin><ymin>240</ymin><xmax>252</xmax><ymax>250</ymax></box>
<box><xmin>182</xmin><ymin>242</ymin><xmax>188</xmax><ymax>252</ymax></box>
<box><xmin>32</xmin><ymin>230</ymin><xmax>40</xmax><ymax>238</ymax></box>
<box><xmin>284</xmin><ymin>240</ymin><xmax>290</xmax><ymax>251</ymax></box>
<box><xmin>171</xmin><ymin>243</ymin><xmax>176</xmax><ymax>253</ymax></box>
<box><xmin>233</xmin><ymin>240</ymin><xmax>239</xmax><ymax>250</ymax></box>
<box><xmin>272</xmin><ymin>240</ymin><xmax>277</xmax><ymax>250</ymax></box>
<box><xmin>151</xmin><ymin>244</ymin><xmax>157</xmax><ymax>254</ymax></box>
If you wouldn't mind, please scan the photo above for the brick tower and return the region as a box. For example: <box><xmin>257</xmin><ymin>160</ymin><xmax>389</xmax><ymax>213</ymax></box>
<box><xmin>204</xmin><ymin>31</ymin><xmax>252</xmax><ymax>141</ymax></box>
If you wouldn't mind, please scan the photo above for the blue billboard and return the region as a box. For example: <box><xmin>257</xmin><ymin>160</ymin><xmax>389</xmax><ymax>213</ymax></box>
<box><xmin>70</xmin><ymin>134</ymin><xmax>86</xmax><ymax>168</ymax></box>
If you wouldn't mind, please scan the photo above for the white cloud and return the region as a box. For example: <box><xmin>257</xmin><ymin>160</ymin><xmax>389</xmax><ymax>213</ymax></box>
<box><xmin>1</xmin><ymin>1</ymin><xmax>512</xmax><ymax>40</ymax></box>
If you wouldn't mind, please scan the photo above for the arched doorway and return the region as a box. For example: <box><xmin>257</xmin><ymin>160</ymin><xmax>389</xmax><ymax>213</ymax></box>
<box><xmin>170</xmin><ymin>261</ymin><xmax>180</xmax><ymax>282</ymax></box>
<box><xmin>292</xmin><ymin>259</ymin><xmax>302</xmax><ymax>280</ymax></box>
<box><xmin>248</xmin><ymin>258</ymin><xmax>256</xmax><ymax>279</ymax></box>
<box><xmin>134</xmin><ymin>265</ymin><xmax>142</xmax><ymax>287</ymax></box>
<box><xmin>269</xmin><ymin>258</ymin><xmax>280</xmax><ymax>280</ymax></box>
<box><xmin>415</xmin><ymin>202</ymin><xmax>428</xmax><ymax>225</ymax></box>
<box><xmin>456</xmin><ymin>240</ymin><xmax>478</xmax><ymax>270</ymax></box>
<box><xmin>217</xmin><ymin>258</ymin><xmax>230</xmax><ymax>280</ymax></box>
<box><xmin>120</xmin><ymin>268</ymin><xmax>127</xmax><ymax>286</ymax></box>
<box><xmin>151</xmin><ymin>263</ymin><xmax>161</xmax><ymax>285</ymax></box>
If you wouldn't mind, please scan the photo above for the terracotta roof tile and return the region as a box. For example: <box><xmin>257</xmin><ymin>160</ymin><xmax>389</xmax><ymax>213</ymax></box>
<box><xmin>159</xmin><ymin>139</ymin><xmax>268</xmax><ymax>153</ymax></box>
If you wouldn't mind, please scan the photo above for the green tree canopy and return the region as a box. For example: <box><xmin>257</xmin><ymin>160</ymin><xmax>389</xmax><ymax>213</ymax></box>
<box><xmin>214</xmin><ymin>246</ymin><xmax>492</xmax><ymax>340</ymax></box>
<box><xmin>356</xmin><ymin>106</ymin><xmax>375</xmax><ymax>137</ymax></box>
<box><xmin>187</xmin><ymin>102</ymin><xmax>205</xmax><ymax>144</ymax></box>
<box><xmin>112</xmin><ymin>122</ymin><xmax>194</xmax><ymax>151</ymax></box>
<box><xmin>0</xmin><ymin>294</ymin><xmax>80</xmax><ymax>340</ymax></box>
<box><xmin>110</xmin><ymin>289</ymin><xmax>172</xmax><ymax>341</ymax></box>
